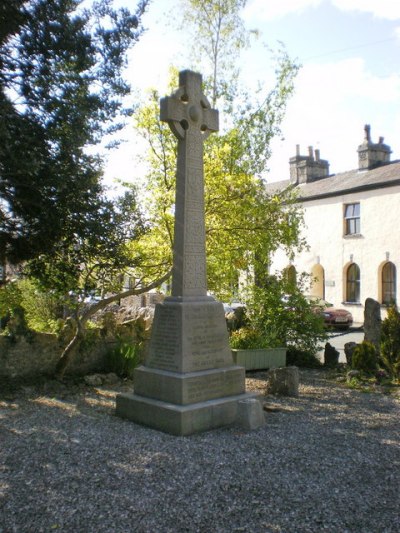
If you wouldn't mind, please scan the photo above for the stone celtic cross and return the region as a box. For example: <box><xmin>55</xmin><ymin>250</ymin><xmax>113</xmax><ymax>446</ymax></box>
<box><xmin>160</xmin><ymin>70</ymin><xmax>219</xmax><ymax>298</ymax></box>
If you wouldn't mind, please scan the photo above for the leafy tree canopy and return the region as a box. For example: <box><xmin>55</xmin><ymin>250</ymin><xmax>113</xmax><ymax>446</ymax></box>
<box><xmin>133</xmin><ymin>0</ymin><xmax>304</xmax><ymax>301</ymax></box>
<box><xmin>0</xmin><ymin>0</ymin><xmax>149</xmax><ymax>265</ymax></box>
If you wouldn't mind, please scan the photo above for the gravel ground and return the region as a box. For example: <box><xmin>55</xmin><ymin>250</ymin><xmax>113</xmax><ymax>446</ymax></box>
<box><xmin>1</xmin><ymin>369</ymin><xmax>399</xmax><ymax>533</ymax></box>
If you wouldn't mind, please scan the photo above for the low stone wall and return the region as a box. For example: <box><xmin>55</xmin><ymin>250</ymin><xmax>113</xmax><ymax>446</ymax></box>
<box><xmin>0</xmin><ymin>332</ymin><xmax>117</xmax><ymax>380</ymax></box>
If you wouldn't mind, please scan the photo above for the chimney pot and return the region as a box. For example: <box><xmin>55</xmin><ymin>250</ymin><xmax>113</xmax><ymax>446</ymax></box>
<box><xmin>358</xmin><ymin>125</ymin><xmax>391</xmax><ymax>170</ymax></box>
<box><xmin>364</xmin><ymin>124</ymin><xmax>371</xmax><ymax>143</ymax></box>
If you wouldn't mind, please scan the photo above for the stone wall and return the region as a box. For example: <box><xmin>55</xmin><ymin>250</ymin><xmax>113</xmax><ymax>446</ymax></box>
<box><xmin>0</xmin><ymin>331</ymin><xmax>116</xmax><ymax>380</ymax></box>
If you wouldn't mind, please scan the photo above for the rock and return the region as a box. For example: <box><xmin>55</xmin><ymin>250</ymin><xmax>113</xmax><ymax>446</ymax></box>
<box><xmin>364</xmin><ymin>298</ymin><xmax>381</xmax><ymax>350</ymax></box>
<box><xmin>102</xmin><ymin>372</ymin><xmax>119</xmax><ymax>385</ymax></box>
<box><xmin>347</xmin><ymin>370</ymin><xmax>360</xmax><ymax>381</ymax></box>
<box><xmin>344</xmin><ymin>342</ymin><xmax>358</xmax><ymax>366</ymax></box>
<box><xmin>266</xmin><ymin>366</ymin><xmax>299</xmax><ymax>397</ymax></box>
<box><xmin>84</xmin><ymin>374</ymin><xmax>103</xmax><ymax>386</ymax></box>
<box><xmin>235</xmin><ymin>398</ymin><xmax>265</xmax><ymax>430</ymax></box>
<box><xmin>324</xmin><ymin>342</ymin><xmax>339</xmax><ymax>367</ymax></box>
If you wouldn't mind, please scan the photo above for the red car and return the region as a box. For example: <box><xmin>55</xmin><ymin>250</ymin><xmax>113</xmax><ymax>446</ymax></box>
<box><xmin>306</xmin><ymin>297</ymin><xmax>353</xmax><ymax>329</ymax></box>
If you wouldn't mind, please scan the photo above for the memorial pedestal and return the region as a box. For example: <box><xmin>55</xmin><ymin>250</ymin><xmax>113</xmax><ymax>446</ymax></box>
<box><xmin>116</xmin><ymin>298</ymin><xmax>261</xmax><ymax>435</ymax></box>
<box><xmin>116</xmin><ymin>71</ymin><xmax>263</xmax><ymax>435</ymax></box>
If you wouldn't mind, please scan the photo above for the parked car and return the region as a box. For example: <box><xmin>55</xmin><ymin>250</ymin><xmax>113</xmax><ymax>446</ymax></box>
<box><xmin>306</xmin><ymin>296</ymin><xmax>353</xmax><ymax>329</ymax></box>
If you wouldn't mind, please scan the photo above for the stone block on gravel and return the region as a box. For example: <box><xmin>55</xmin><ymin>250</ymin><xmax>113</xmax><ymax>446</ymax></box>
<box><xmin>235</xmin><ymin>398</ymin><xmax>265</xmax><ymax>430</ymax></box>
<box><xmin>266</xmin><ymin>366</ymin><xmax>299</xmax><ymax>397</ymax></box>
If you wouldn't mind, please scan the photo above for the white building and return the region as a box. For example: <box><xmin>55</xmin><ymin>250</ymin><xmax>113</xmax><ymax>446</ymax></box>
<box><xmin>268</xmin><ymin>125</ymin><xmax>400</xmax><ymax>323</ymax></box>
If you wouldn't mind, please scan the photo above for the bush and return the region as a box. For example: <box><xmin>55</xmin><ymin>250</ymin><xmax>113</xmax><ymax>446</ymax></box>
<box><xmin>352</xmin><ymin>341</ymin><xmax>378</xmax><ymax>373</ymax></box>
<box><xmin>0</xmin><ymin>279</ymin><xmax>61</xmax><ymax>333</ymax></box>
<box><xmin>380</xmin><ymin>306</ymin><xmax>400</xmax><ymax>379</ymax></box>
<box><xmin>286</xmin><ymin>346</ymin><xmax>322</xmax><ymax>368</ymax></box>
<box><xmin>240</xmin><ymin>273</ymin><xmax>327</xmax><ymax>356</ymax></box>
<box><xmin>229</xmin><ymin>327</ymin><xmax>270</xmax><ymax>349</ymax></box>
<box><xmin>107</xmin><ymin>338</ymin><xmax>141</xmax><ymax>378</ymax></box>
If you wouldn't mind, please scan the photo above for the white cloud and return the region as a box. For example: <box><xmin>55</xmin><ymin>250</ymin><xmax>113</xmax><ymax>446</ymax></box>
<box><xmin>332</xmin><ymin>0</ymin><xmax>400</xmax><ymax>20</ymax></box>
<box><xmin>244</xmin><ymin>0</ymin><xmax>322</xmax><ymax>21</ymax></box>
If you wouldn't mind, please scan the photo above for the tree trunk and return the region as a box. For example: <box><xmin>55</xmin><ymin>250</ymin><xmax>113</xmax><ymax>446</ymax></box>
<box><xmin>54</xmin><ymin>319</ymin><xmax>84</xmax><ymax>380</ymax></box>
<box><xmin>53</xmin><ymin>271</ymin><xmax>171</xmax><ymax>379</ymax></box>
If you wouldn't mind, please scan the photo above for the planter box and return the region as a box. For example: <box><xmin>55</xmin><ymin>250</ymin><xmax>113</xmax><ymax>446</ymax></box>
<box><xmin>232</xmin><ymin>347</ymin><xmax>286</xmax><ymax>371</ymax></box>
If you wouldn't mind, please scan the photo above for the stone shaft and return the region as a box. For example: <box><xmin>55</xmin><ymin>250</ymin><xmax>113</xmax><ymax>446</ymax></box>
<box><xmin>160</xmin><ymin>70</ymin><xmax>218</xmax><ymax>298</ymax></box>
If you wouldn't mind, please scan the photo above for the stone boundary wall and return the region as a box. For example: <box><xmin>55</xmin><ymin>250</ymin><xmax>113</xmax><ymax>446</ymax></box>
<box><xmin>0</xmin><ymin>332</ymin><xmax>116</xmax><ymax>380</ymax></box>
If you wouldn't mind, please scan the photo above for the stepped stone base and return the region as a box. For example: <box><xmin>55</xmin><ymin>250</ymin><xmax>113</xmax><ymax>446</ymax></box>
<box><xmin>116</xmin><ymin>297</ymin><xmax>262</xmax><ymax>435</ymax></box>
<box><xmin>133</xmin><ymin>365</ymin><xmax>245</xmax><ymax>405</ymax></box>
<box><xmin>116</xmin><ymin>391</ymin><xmax>262</xmax><ymax>436</ymax></box>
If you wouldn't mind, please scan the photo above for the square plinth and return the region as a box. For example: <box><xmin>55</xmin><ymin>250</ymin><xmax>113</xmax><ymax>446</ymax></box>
<box><xmin>133</xmin><ymin>365</ymin><xmax>245</xmax><ymax>405</ymax></box>
<box><xmin>146</xmin><ymin>298</ymin><xmax>233</xmax><ymax>373</ymax></box>
<box><xmin>116</xmin><ymin>391</ymin><xmax>262</xmax><ymax>436</ymax></box>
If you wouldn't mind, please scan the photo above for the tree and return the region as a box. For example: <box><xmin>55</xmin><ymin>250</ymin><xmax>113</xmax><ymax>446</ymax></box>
<box><xmin>181</xmin><ymin>0</ymin><xmax>251</xmax><ymax>107</ymax></box>
<box><xmin>0</xmin><ymin>0</ymin><xmax>149</xmax><ymax>265</ymax></box>
<box><xmin>133</xmin><ymin>0</ymin><xmax>303</xmax><ymax>301</ymax></box>
<box><xmin>4</xmin><ymin>182</ymin><xmax>171</xmax><ymax>379</ymax></box>
<box><xmin>0</xmin><ymin>0</ymin><xmax>177</xmax><ymax>378</ymax></box>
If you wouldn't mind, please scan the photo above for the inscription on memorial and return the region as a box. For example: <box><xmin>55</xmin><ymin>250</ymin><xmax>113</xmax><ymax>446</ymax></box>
<box><xmin>186</xmin><ymin>372</ymin><xmax>243</xmax><ymax>402</ymax></box>
<box><xmin>184</xmin><ymin>304</ymin><xmax>230</xmax><ymax>370</ymax></box>
<box><xmin>148</xmin><ymin>306</ymin><xmax>180</xmax><ymax>371</ymax></box>
<box><xmin>183</xmin><ymin>256</ymin><xmax>206</xmax><ymax>291</ymax></box>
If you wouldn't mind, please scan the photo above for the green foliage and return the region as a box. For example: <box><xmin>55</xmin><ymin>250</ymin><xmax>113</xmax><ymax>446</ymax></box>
<box><xmin>107</xmin><ymin>338</ymin><xmax>141</xmax><ymax>378</ymax></box>
<box><xmin>133</xmin><ymin>64</ymin><xmax>303</xmax><ymax>299</ymax></box>
<box><xmin>0</xmin><ymin>279</ymin><xmax>61</xmax><ymax>333</ymax></box>
<box><xmin>0</xmin><ymin>0</ymin><xmax>149</xmax><ymax>264</ymax></box>
<box><xmin>181</xmin><ymin>0</ymin><xmax>251</xmax><ymax>107</ymax></box>
<box><xmin>380</xmin><ymin>306</ymin><xmax>400</xmax><ymax>379</ymax></box>
<box><xmin>129</xmin><ymin>1</ymin><xmax>303</xmax><ymax>298</ymax></box>
<box><xmin>0</xmin><ymin>280</ymin><xmax>23</xmax><ymax>319</ymax></box>
<box><xmin>229</xmin><ymin>327</ymin><xmax>269</xmax><ymax>349</ymax></box>
<box><xmin>3</xmin><ymin>306</ymin><xmax>32</xmax><ymax>341</ymax></box>
<box><xmin>242</xmin><ymin>273</ymin><xmax>327</xmax><ymax>356</ymax></box>
<box><xmin>352</xmin><ymin>341</ymin><xmax>378</xmax><ymax>373</ymax></box>
<box><xmin>286</xmin><ymin>347</ymin><xmax>322</xmax><ymax>368</ymax></box>
<box><xmin>78</xmin><ymin>327</ymin><xmax>100</xmax><ymax>354</ymax></box>
<box><xmin>27</xmin><ymin>187</ymin><xmax>146</xmax><ymax>305</ymax></box>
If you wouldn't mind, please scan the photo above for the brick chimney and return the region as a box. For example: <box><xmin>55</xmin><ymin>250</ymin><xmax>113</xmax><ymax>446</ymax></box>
<box><xmin>289</xmin><ymin>145</ymin><xmax>329</xmax><ymax>184</ymax></box>
<box><xmin>357</xmin><ymin>124</ymin><xmax>391</xmax><ymax>170</ymax></box>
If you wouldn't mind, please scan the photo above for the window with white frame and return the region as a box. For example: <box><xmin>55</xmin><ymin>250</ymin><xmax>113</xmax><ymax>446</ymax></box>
<box><xmin>344</xmin><ymin>203</ymin><xmax>360</xmax><ymax>235</ymax></box>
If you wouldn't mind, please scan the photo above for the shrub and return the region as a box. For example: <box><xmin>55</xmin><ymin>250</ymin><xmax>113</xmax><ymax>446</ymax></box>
<box><xmin>240</xmin><ymin>273</ymin><xmax>327</xmax><ymax>356</ymax></box>
<box><xmin>0</xmin><ymin>279</ymin><xmax>61</xmax><ymax>333</ymax></box>
<box><xmin>107</xmin><ymin>338</ymin><xmax>141</xmax><ymax>378</ymax></box>
<box><xmin>352</xmin><ymin>341</ymin><xmax>378</xmax><ymax>373</ymax></box>
<box><xmin>286</xmin><ymin>346</ymin><xmax>322</xmax><ymax>368</ymax></box>
<box><xmin>229</xmin><ymin>327</ymin><xmax>270</xmax><ymax>349</ymax></box>
<box><xmin>380</xmin><ymin>306</ymin><xmax>400</xmax><ymax>379</ymax></box>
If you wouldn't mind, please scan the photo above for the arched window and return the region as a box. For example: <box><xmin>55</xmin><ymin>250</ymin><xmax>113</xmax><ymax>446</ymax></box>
<box><xmin>382</xmin><ymin>262</ymin><xmax>396</xmax><ymax>305</ymax></box>
<box><xmin>285</xmin><ymin>265</ymin><xmax>297</xmax><ymax>288</ymax></box>
<box><xmin>346</xmin><ymin>263</ymin><xmax>360</xmax><ymax>303</ymax></box>
<box><xmin>311</xmin><ymin>264</ymin><xmax>325</xmax><ymax>299</ymax></box>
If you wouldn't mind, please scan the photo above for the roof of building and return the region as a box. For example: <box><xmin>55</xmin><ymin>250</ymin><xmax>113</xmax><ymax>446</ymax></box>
<box><xmin>266</xmin><ymin>159</ymin><xmax>400</xmax><ymax>202</ymax></box>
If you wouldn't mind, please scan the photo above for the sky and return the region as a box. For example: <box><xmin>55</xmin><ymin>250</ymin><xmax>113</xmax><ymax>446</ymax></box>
<box><xmin>103</xmin><ymin>0</ymin><xmax>400</xmax><ymax>190</ymax></box>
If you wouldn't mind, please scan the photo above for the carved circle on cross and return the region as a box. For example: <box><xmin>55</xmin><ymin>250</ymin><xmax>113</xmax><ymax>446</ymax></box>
<box><xmin>160</xmin><ymin>71</ymin><xmax>219</xmax><ymax>141</ymax></box>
